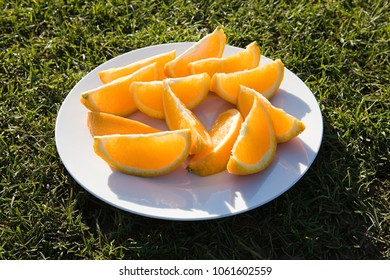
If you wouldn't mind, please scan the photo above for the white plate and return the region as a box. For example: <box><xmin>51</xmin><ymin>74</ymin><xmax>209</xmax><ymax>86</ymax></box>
<box><xmin>55</xmin><ymin>42</ymin><xmax>323</xmax><ymax>221</ymax></box>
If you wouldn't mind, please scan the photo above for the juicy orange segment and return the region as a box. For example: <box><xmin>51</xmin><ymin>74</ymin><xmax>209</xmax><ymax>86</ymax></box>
<box><xmin>188</xmin><ymin>42</ymin><xmax>260</xmax><ymax>77</ymax></box>
<box><xmin>227</xmin><ymin>99</ymin><xmax>277</xmax><ymax>175</ymax></box>
<box><xmin>237</xmin><ymin>86</ymin><xmax>306</xmax><ymax>143</ymax></box>
<box><xmin>131</xmin><ymin>73</ymin><xmax>210</xmax><ymax>119</ymax></box>
<box><xmin>210</xmin><ymin>59</ymin><xmax>284</xmax><ymax>104</ymax></box>
<box><xmin>187</xmin><ymin>108</ymin><xmax>243</xmax><ymax>176</ymax></box>
<box><xmin>98</xmin><ymin>50</ymin><xmax>176</xmax><ymax>83</ymax></box>
<box><xmin>162</xmin><ymin>81</ymin><xmax>212</xmax><ymax>154</ymax></box>
<box><xmin>80</xmin><ymin>63</ymin><xmax>158</xmax><ymax>117</ymax></box>
<box><xmin>94</xmin><ymin>129</ymin><xmax>191</xmax><ymax>177</ymax></box>
<box><xmin>87</xmin><ymin>112</ymin><xmax>160</xmax><ymax>136</ymax></box>
<box><xmin>131</xmin><ymin>81</ymin><xmax>164</xmax><ymax>119</ymax></box>
<box><xmin>164</xmin><ymin>27</ymin><xmax>226</xmax><ymax>78</ymax></box>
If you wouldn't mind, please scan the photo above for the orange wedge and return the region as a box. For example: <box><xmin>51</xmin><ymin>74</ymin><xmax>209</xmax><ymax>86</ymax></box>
<box><xmin>227</xmin><ymin>99</ymin><xmax>277</xmax><ymax>175</ymax></box>
<box><xmin>188</xmin><ymin>42</ymin><xmax>260</xmax><ymax>77</ymax></box>
<box><xmin>94</xmin><ymin>129</ymin><xmax>191</xmax><ymax>177</ymax></box>
<box><xmin>87</xmin><ymin>112</ymin><xmax>160</xmax><ymax>136</ymax></box>
<box><xmin>131</xmin><ymin>73</ymin><xmax>210</xmax><ymax>119</ymax></box>
<box><xmin>80</xmin><ymin>63</ymin><xmax>158</xmax><ymax>117</ymax></box>
<box><xmin>237</xmin><ymin>86</ymin><xmax>306</xmax><ymax>143</ymax></box>
<box><xmin>98</xmin><ymin>50</ymin><xmax>176</xmax><ymax>83</ymax></box>
<box><xmin>163</xmin><ymin>81</ymin><xmax>212</xmax><ymax>154</ymax></box>
<box><xmin>164</xmin><ymin>27</ymin><xmax>226</xmax><ymax>78</ymax></box>
<box><xmin>187</xmin><ymin>108</ymin><xmax>243</xmax><ymax>176</ymax></box>
<box><xmin>210</xmin><ymin>59</ymin><xmax>284</xmax><ymax>104</ymax></box>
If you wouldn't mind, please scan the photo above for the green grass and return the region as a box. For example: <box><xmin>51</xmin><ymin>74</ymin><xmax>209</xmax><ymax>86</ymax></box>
<box><xmin>0</xmin><ymin>0</ymin><xmax>389</xmax><ymax>259</ymax></box>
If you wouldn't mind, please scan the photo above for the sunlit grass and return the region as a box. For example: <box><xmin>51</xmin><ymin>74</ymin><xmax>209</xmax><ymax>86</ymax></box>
<box><xmin>0</xmin><ymin>0</ymin><xmax>388</xmax><ymax>259</ymax></box>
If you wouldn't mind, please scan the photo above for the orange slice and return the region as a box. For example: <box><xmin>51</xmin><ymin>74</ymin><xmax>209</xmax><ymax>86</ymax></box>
<box><xmin>80</xmin><ymin>63</ymin><xmax>158</xmax><ymax>117</ymax></box>
<box><xmin>237</xmin><ymin>86</ymin><xmax>306</xmax><ymax>143</ymax></box>
<box><xmin>164</xmin><ymin>27</ymin><xmax>226</xmax><ymax>78</ymax></box>
<box><xmin>131</xmin><ymin>73</ymin><xmax>210</xmax><ymax>119</ymax></box>
<box><xmin>187</xmin><ymin>108</ymin><xmax>243</xmax><ymax>176</ymax></box>
<box><xmin>162</xmin><ymin>81</ymin><xmax>212</xmax><ymax>154</ymax></box>
<box><xmin>210</xmin><ymin>59</ymin><xmax>284</xmax><ymax>104</ymax></box>
<box><xmin>188</xmin><ymin>42</ymin><xmax>260</xmax><ymax>77</ymax></box>
<box><xmin>87</xmin><ymin>112</ymin><xmax>160</xmax><ymax>136</ymax></box>
<box><xmin>98</xmin><ymin>50</ymin><xmax>176</xmax><ymax>83</ymax></box>
<box><xmin>227</xmin><ymin>99</ymin><xmax>277</xmax><ymax>175</ymax></box>
<box><xmin>94</xmin><ymin>129</ymin><xmax>191</xmax><ymax>177</ymax></box>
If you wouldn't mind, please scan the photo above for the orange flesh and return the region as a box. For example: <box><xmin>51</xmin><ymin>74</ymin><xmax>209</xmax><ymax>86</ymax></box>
<box><xmin>222</xmin><ymin>43</ymin><xmax>260</xmax><ymax>71</ymax></box>
<box><xmin>165</xmin><ymin>27</ymin><xmax>226</xmax><ymax>77</ymax></box>
<box><xmin>98</xmin><ymin>50</ymin><xmax>176</xmax><ymax>83</ymax></box>
<box><xmin>189</xmin><ymin>58</ymin><xmax>222</xmax><ymax>76</ymax></box>
<box><xmin>170</xmin><ymin>36</ymin><xmax>223</xmax><ymax>77</ymax></box>
<box><xmin>189</xmin><ymin>42</ymin><xmax>260</xmax><ymax>76</ymax></box>
<box><xmin>269</xmin><ymin>107</ymin><xmax>295</xmax><ymax>135</ymax></box>
<box><xmin>222</xmin><ymin>66</ymin><xmax>277</xmax><ymax>100</ymax></box>
<box><xmin>98</xmin><ymin>134</ymin><xmax>187</xmax><ymax>170</ymax></box>
<box><xmin>133</xmin><ymin>81</ymin><xmax>164</xmax><ymax>114</ymax></box>
<box><xmin>163</xmin><ymin>84</ymin><xmax>211</xmax><ymax>154</ymax></box>
<box><xmin>81</xmin><ymin>63</ymin><xmax>158</xmax><ymax>116</ymax></box>
<box><xmin>168</xmin><ymin>73</ymin><xmax>210</xmax><ymax>106</ymax></box>
<box><xmin>210</xmin><ymin>111</ymin><xmax>238</xmax><ymax>146</ymax></box>
<box><xmin>191</xmin><ymin>108</ymin><xmax>241</xmax><ymax>159</ymax></box>
<box><xmin>82</xmin><ymin>77</ymin><xmax>134</xmax><ymax>114</ymax></box>
<box><xmin>233</xmin><ymin>101</ymin><xmax>273</xmax><ymax>164</ymax></box>
<box><xmin>187</xmin><ymin>109</ymin><xmax>243</xmax><ymax>176</ymax></box>
<box><xmin>237</xmin><ymin>86</ymin><xmax>305</xmax><ymax>143</ymax></box>
<box><xmin>211</xmin><ymin>59</ymin><xmax>284</xmax><ymax>104</ymax></box>
<box><xmin>87</xmin><ymin>112</ymin><xmax>160</xmax><ymax>136</ymax></box>
<box><xmin>132</xmin><ymin>73</ymin><xmax>210</xmax><ymax>119</ymax></box>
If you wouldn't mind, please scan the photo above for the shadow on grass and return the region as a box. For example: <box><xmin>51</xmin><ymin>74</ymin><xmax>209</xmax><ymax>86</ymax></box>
<box><xmin>69</xmin><ymin>114</ymin><xmax>383</xmax><ymax>260</ymax></box>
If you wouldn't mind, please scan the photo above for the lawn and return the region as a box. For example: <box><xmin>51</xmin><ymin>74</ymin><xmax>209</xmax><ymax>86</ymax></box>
<box><xmin>0</xmin><ymin>0</ymin><xmax>389</xmax><ymax>259</ymax></box>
